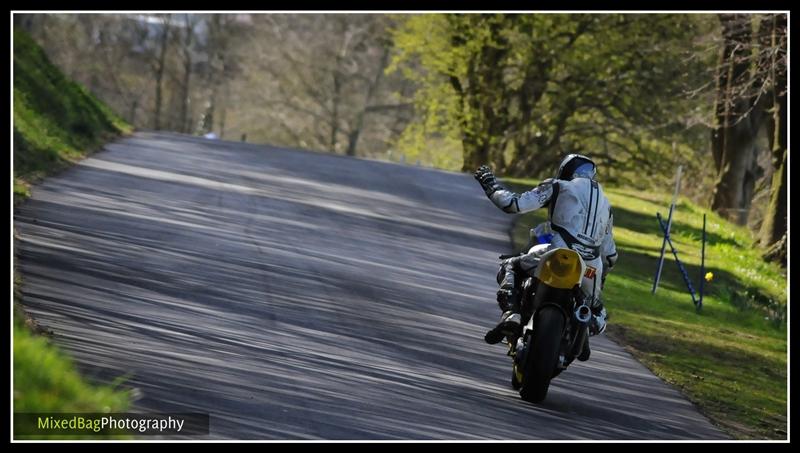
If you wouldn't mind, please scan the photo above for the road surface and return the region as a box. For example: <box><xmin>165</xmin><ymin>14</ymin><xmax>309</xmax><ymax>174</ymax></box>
<box><xmin>15</xmin><ymin>132</ymin><xmax>728</xmax><ymax>439</ymax></box>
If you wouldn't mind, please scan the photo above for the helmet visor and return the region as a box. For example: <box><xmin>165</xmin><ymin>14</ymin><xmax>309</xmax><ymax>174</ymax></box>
<box><xmin>571</xmin><ymin>162</ymin><xmax>596</xmax><ymax>180</ymax></box>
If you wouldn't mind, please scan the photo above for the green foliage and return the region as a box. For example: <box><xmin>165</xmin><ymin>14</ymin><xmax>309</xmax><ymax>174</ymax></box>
<box><xmin>13</xmin><ymin>28</ymin><xmax>131</xmax><ymax>190</ymax></box>
<box><xmin>391</xmin><ymin>124</ymin><xmax>463</xmax><ymax>170</ymax></box>
<box><xmin>507</xmin><ymin>178</ymin><xmax>786</xmax><ymax>439</ymax></box>
<box><xmin>390</xmin><ymin>14</ymin><xmax>717</xmax><ymax>189</ymax></box>
<box><xmin>13</xmin><ymin>28</ymin><xmax>133</xmax><ymax>438</ymax></box>
<box><xmin>13</xmin><ymin>318</ymin><xmax>132</xmax><ymax>440</ymax></box>
<box><xmin>13</xmin><ymin>320</ymin><xmax>132</xmax><ymax>414</ymax></box>
<box><xmin>388</xmin><ymin>15</ymin><xmax>466</xmax><ymax>167</ymax></box>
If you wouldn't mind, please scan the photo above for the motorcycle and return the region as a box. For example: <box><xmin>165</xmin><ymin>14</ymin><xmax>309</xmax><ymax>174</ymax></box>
<box><xmin>502</xmin><ymin>241</ymin><xmax>596</xmax><ymax>403</ymax></box>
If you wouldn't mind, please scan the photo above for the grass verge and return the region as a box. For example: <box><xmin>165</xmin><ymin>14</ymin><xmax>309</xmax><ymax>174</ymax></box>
<box><xmin>13</xmin><ymin>296</ymin><xmax>133</xmax><ymax>439</ymax></box>
<box><xmin>503</xmin><ymin>177</ymin><xmax>787</xmax><ymax>440</ymax></box>
<box><xmin>13</xmin><ymin>28</ymin><xmax>134</xmax><ymax>439</ymax></box>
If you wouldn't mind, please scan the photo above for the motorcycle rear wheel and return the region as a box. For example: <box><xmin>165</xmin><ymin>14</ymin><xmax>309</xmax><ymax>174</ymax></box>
<box><xmin>519</xmin><ymin>306</ymin><xmax>564</xmax><ymax>403</ymax></box>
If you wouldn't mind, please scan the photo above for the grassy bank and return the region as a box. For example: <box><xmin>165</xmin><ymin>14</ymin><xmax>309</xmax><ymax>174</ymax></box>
<box><xmin>13</xmin><ymin>28</ymin><xmax>134</xmax><ymax>438</ymax></box>
<box><xmin>504</xmin><ymin>178</ymin><xmax>787</xmax><ymax>440</ymax></box>
<box><xmin>13</xmin><ymin>319</ymin><xmax>132</xmax><ymax>438</ymax></box>
<box><xmin>13</xmin><ymin>28</ymin><xmax>132</xmax><ymax>205</ymax></box>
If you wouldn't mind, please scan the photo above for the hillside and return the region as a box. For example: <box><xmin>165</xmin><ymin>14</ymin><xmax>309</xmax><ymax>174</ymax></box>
<box><xmin>13</xmin><ymin>28</ymin><xmax>131</xmax><ymax>203</ymax></box>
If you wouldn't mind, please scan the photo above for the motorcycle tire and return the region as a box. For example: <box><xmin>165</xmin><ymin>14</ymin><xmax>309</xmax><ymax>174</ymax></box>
<box><xmin>519</xmin><ymin>306</ymin><xmax>564</xmax><ymax>403</ymax></box>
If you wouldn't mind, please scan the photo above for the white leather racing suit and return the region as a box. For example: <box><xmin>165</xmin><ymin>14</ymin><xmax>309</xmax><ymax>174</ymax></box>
<box><xmin>490</xmin><ymin>177</ymin><xmax>618</xmax><ymax>314</ymax></box>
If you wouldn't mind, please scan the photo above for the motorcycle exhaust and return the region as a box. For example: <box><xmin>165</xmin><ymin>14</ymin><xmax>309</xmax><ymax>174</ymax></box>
<box><xmin>572</xmin><ymin>305</ymin><xmax>592</xmax><ymax>357</ymax></box>
<box><xmin>571</xmin><ymin>305</ymin><xmax>592</xmax><ymax>360</ymax></box>
<box><xmin>575</xmin><ymin>304</ymin><xmax>592</xmax><ymax>324</ymax></box>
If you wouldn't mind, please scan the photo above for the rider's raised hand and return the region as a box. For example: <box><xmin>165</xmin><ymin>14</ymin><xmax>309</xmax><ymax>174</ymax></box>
<box><xmin>473</xmin><ymin>165</ymin><xmax>491</xmax><ymax>181</ymax></box>
<box><xmin>474</xmin><ymin>165</ymin><xmax>500</xmax><ymax>196</ymax></box>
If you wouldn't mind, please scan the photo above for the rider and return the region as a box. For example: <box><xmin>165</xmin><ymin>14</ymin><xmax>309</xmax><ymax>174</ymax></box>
<box><xmin>474</xmin><ymin>154</ymin><xmax>617</xmax><ymax>358</ymax></box>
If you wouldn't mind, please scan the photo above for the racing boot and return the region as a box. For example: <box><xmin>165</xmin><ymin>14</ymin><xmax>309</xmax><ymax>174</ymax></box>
<box><xmin>589</xmin><ymin>306</ymin><xmax>608</xmax><ymax>336</ymax></box>
<box><xmin>579</xmin><ymin>305</ymin><xmax>608</xmax><ymax>361</ymax></box>
<box><xmin>484</xmin><ymin>288</ymin><xmax>522</xmax><ymax>344</ymax></box>
<box><xmin>484</xmin><ymin>310</ymin><xmax>522</xmax><ymax>344</ymax></box>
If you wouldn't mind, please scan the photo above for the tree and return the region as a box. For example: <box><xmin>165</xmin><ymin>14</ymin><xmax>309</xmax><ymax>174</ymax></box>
<box><xmin>709</xmin><ymin>15</ymin><xmax>764</xmax><ymax>225</ymax></box>
<box><xmin>390</xmin><ymin>14</ymin><xmax>519</xmax><ymax>172</ymax></box>
<box><xmin>20</xmin><ymin>14</ymin><xmax>167</xmax><ymax>129</ymax></box>
<box><xmin>193</xmin><ymin>14</ymin><xmax>247</xmax><ymax>138</ymax></box>
<box><xmin>178</xmin><ymin>14</ymin><xmax>200</xmax><ymax>133</ymax></box>
<box><xmin>242</xmin><ymin>14</ymin><xmax>411</xmax><ymax>156</ymax></box>
<box><xmin>21</xmin><ymin>13</ymin><xmax>410</xmax><ymax>159</ymax></box>
<box><xmin>152</xmin><ymin>14</ymin><xmax>173</xmax><ymax>130</ymax></box>
<box><xmin>707</xmin><ymin>14</ymin><xmax>786</xmax><ymax>234</ymax></box>
<box><xmin>755</xmin><ymin>14</ymin><xmax>787</xmax><ymax>261</ymax></box>
<box><xmin>391</xmin><ymin>14</ymin><xmax>711</xmax><ymax>182</ymax></box>
<box><xmin>345</xmin><ymin>39</ymin><xmax>392</xmax><ymax>156</ymax></box>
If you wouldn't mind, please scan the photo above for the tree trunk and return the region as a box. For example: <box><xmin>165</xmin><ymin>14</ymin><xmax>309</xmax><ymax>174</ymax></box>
<box><xmin>509</xmin><ymin>65</ymin><xmax>550</xmax><ymax>177</ymax></box>
<box><xmin>179</xmin><ymin>15</ymin><xmax>197</xmax><ymax>134</ymax></box>
<box><xmin>129</xmin><ymin>98</ymin><xmax>139</xmax><ymax>126</ymax></box>
<box><xmin>219</xmin><ymin>97</ymin><xmax>226</xmax><ymax>139</ymax></box>
<box><xmin>199</xmin><ymin>89</ymin><xmax>216</xmax><ymax>135</ymax></box>
<box><xmin>710</xmin><ymin>121</ymin><xmax>760</xmax><ymax>225</ymax></box>
<box><xmin>346</xmin><ymin>45</ymin><xmax>390</xmax><ymax>157</ymax></box>
<box><xmin>462</xmin><ymin>63</ymin><xmax>490</xmax><ymax>172</ymax></box>
<box><xmin>759</xmin><ymin>148</ymin><xmax>787</xmax><ymax>246</ymax></box>
<box><xmin>710</xmin><ymin>14</ymin><xmax>764</xmax><ymax>225</ymax></box>
<box><xmin>453</xmin><ymin>15</ymin><xmax>511</xmax><ymax>173</ymax></box>
<box><xmin>180</xmin><ymin>62</ymin><xmax>192</xmax><ymax>133</ymax></box>
<box><xmin>758</xmin><ymin>14</ymin><xmax>787</xmax><ymax>248</ymax></box>
<box><xmin>451</xmin><ymin>70</ymin><xmax>487</xmax><ymax>172</ymax></box>
<box><xmin>483</xmin><ymin>18</ymin><xmax>510</xmax><ymax>174</ymax></box>
<box><xmin>330</xmin><ymin>67</ymin><xmax>341</xmax><ymax>153</ymax></box>
<box><xmin>180</xmin><ymin>44</ymin><xmax>193</xmax><ymax>131</ymax></box>
<box><xmin>461</xmin><ymin>140</ymin><xmax>490</xmax><ymax>173</ymax></box>
<box><xmin>153</xmin><ymin>16</ymin><xmax>171</xmax><ymax>131</ymax></box>
<box><xmin>515</xmin><ymin>141</ymin><xmax>562</xmax><ymax>179</ymax></box>
<box><xmin>762</xmin><ymin>232</ymin><xmax>786</xmax><ymax>267</ymax></box>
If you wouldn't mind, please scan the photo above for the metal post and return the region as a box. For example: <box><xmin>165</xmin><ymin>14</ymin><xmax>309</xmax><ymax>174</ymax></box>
<box><xmin>697</xmin><ymin>214</ymin><xmax>706</xmax><ymax>311</ymax></box>
<box><xmin>652</xmin><ymin>205</ymin><xmax>673</xmax><ymax>293</ymax></box>
<box><xmin>657</xmin><ymin>213</ymin><xmax>698</xmax><ymax>307</ymax></box>
<box><xmin>652</xmin><ymin>166</ymin><xmax>682</xmax><ymax>294</ymax></box>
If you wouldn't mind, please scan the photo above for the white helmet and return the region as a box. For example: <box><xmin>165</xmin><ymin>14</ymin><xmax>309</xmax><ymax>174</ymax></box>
<box><xmin>557</xmin><ymin>154</ymin><xmax>596</xmax><ymax>181</ymax></box>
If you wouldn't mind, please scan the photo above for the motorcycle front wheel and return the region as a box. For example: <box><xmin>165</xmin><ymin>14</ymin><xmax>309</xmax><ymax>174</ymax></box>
<box><xmin>519</xmin><ymin>306</ymin><xmax>564</xmax><ymax>403</ymax></box>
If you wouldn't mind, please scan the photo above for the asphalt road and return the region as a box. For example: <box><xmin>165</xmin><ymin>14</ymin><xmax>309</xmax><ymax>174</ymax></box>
<box><xmin>15</xmin><ymin>132</ymin><xmax>728</xmax><ymax>440</ymax></box>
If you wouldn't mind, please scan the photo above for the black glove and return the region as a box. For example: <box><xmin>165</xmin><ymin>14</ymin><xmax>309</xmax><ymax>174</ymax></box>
<box><xmin>474</xmin><ymin>165</ymin><xmax>501</xmax><ymax>196</ymax></box>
